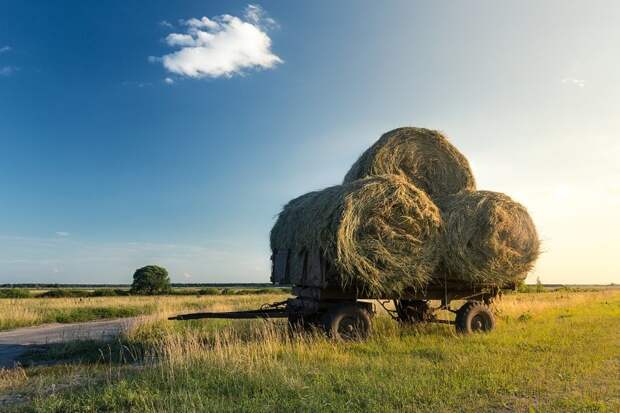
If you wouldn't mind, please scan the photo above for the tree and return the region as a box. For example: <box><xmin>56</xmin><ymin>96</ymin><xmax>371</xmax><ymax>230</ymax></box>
<box><xmin>130</xmin><ymin>265</ymin><xmax>171</xmax><ymax>295</ymax></box>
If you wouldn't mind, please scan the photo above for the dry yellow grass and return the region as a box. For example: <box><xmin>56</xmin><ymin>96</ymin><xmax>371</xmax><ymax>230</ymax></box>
<box><xmin>0</xmin><ymin>294</ymin><xmax>288</xmax><ymax>331</ymax></box>
<box><xmin>2</xmin><ymin>289</ymin><xmax>619</xmax><ymax>412</ymax></box>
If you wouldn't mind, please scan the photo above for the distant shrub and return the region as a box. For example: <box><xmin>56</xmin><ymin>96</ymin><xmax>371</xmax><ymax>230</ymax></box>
<box><xmin>516</xmin><ymin>283</ymin><xmax>533</xmax><ymax>293</ymax></box>
<box><xmin>233</xmin><ymin>288</ymin><xmax>277</xmax><ymax>295</ymax></box>
<box><xmin>552</xmin><ymin>286</ymin><xmax>598</xmax><ymax>293</ymax></box>
<box><xmin>216</xmin><ymin>287</ymin><xmax>290</xmax><ymax>296</ymax></box>
<box><xmin>89</xmin><ymin>288</ymin><xmax>119</xmax><ymax>297</ymax></box>
<box><xmin>130</xmin><ymin>265</ymin><xmax>171</xmax><ymax>295</ymax></box>
<box><xmin>166</xmin><ymin>289</ymin><xmax>204</xmax><ymax>296</ymax></box>
<box><xmin>198</xmin><ymin>288</ymin><xmax>221</xmax><ymax>295</ymax></box>
<box><xmin>0</xmin><ymin>288</ymin><xmax>32</xmax><ymax>298</ymax></box>
<box><xmin>39</xmin><ymin>289</ymin><xmax>91</xmax><ymax>298</ymax></box>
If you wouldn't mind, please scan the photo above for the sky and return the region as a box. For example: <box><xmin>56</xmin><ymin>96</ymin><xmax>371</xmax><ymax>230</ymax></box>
<box><xmin>1</xmin><ymin>1</ymin><xmax>619</xmax><ymax>285</ymax></box>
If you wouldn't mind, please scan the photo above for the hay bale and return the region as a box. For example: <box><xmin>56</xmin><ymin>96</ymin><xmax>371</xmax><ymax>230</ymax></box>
<box><xmin>440</xmin><ymin>191</ymin><xmax>540</xmax><ymax>286</ymax></box>
<box><xmin>270</xmin><ymin>175</ymin><xmax>442</xmax><ymax>296</ymax></box>
<box><xmin>343</xmin><ymin>127</ymin><xmax>476</xmax><ymax>208</ymax></box>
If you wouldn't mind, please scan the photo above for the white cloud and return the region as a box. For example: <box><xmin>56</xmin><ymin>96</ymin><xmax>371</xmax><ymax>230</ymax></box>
<box><xmin>55</xmin><ymin>231</ymin><xmax>70</xmax><ymax>237</ymax></box>
<box><xmin>0</xmin><ymin>66</ymin><xmax>17</xmax><ymax>76</ymax></box>
<box><xmin>159</xmin><ymin>20</ymin><xmax>173</xmax><ymax>28</ymax></box>
<box><xmin>562</xmin><ymin>77</ymin><xmax>585</xmax><ymax>88</ymax></box>
<box><xmin>164</xmin><ymin>77</ymin><xmax>174</xmax><ymax>85</ymax></box>
<box><xmin>244</xmin><ymin>4</ymin><xmax>278</xmax><ymax>29</ymax></box>
<box><xmin>0</xmin><ymin>46</ymin><xmax>11</xmax><ymax>54</ymax></box>
<box><xmin>165</xmin><ymin>33</ymin><xmax>196</xmax><ymax>47</ymax></box>
<box><xmin>158</xmin><ymin>4</ymin><xmax>282</xmax><ymax>79</ymax></box>
<box><xmin>185</xmin><ymin>16</ymin><xmax>220</xmax><ymax>30</ymax></box>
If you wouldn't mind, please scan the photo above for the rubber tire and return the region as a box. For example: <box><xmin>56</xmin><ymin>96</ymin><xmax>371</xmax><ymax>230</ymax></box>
<box><xmin>395</xmin><ymin>300</ymin><xmax>432</xmax><ymax>323</ymax></box>
<box><xmin>455</xmin><ymin>301</ymin><xmax>495</xmax><ymax>334</ymax></box>
<box><xmin>323</xmin><ymin>305</ymin><xmax>372</xmax><ymax>341</ymax></box>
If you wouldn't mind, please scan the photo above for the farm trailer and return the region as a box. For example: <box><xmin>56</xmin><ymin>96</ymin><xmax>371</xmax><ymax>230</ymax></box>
<box><xmin>169</xmin><ymin>249</ymin><xmax>501</xmax><ymax>340</ymax></box>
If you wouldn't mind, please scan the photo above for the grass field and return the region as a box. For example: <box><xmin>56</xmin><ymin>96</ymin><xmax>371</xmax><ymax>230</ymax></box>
<box><xmin>0</xmin><ymin>289</ymin><xmax>287</xmax><ymax>331</ymax></box>
<box><xmin>1</xmin><ymin>289</ymin><xmax>619</xmax><ymax>412</ymax></box>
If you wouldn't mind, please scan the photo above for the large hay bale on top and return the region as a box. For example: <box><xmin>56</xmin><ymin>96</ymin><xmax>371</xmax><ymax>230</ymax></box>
<box><xmin>343</xmin><ymin>127</ymin><xmax>476</xmax><ymax>208</ymax></box>
<box><xmin>440</xmin><ymin>191</ymin><xmax>540</xmax><ymax>286</ymax></box>
<box><xmin>270</xmin><ymin>175</ymin><xmax>442</xmax><ymax>296</ymax></box>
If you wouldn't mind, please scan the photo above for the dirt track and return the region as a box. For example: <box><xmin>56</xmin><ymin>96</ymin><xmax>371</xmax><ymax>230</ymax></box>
<box><xmin>0</xmin><ymin>318</ymin><xmax>137</xmax><ymax>368</ymax></box>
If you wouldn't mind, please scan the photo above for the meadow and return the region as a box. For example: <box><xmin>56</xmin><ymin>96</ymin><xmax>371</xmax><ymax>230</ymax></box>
<box><xmin>0</xmin><ymin>288</ymin><xmax>286</xmax><ymax>331</ymax></box>
<box><xmin>1</xmin><ymin>289</ymin><xmax>619</xmax><ymax>412</ymax></box>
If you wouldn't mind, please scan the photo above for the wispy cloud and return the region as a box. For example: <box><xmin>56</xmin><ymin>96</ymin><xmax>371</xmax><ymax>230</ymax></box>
<box><xmin>0</xmin><ymin>66</ymin><xmax>17</xmax><ymax>77</ymax></box>
<box><xmin>0</xmin><ymin>45</ymin><xmax>11</xmax><ymax>54</ymax></box>
<box><xmin>55</xmin><ymin>231</ymin><xmax>70</xmax><ymax>237</ymax></box>
<box><xmin>164</xmin><ymin>77</ymin><xmax>174</xmax><ymax>85</ymax></box>
<box><xmin>561</xmin><ymin>77</ymin><xmax>585</xmax><ymax>88</ymax></box>
<box><xmin>159</xmin><ymin>20</ymin><xmax>174</xmax><ymax>29</ymax></box>
<box><xmin>157</xmin><ymin>4</ymin><xmax>282</xmax><ymax>79</ymax></box>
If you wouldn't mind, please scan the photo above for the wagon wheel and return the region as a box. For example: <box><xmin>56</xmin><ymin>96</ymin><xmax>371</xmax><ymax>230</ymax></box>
<box><xmin>323</xmin><ymin>305</ymin><xmax>371</xmax><ymax>341</ymax></box>
<box><xmin>455</xmin><ymin>301</ymin><xmax>495</xmax><ymax>334</ymax></box>
<box><xmin>395</xmin><ymin>299</ymin><xmax>434</xmax><ymax>323</ymax></box>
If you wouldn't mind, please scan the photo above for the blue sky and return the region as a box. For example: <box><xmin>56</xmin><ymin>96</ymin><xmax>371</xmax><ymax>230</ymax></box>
<box><xmin>1</xmin><ymin>1</ymin><xmax>619</xmax><ymax>284</ymax></box>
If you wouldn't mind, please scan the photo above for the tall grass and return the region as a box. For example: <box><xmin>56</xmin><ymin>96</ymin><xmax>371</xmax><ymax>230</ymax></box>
<box><xmin>2</xmin><ymin>290</ymin><xmax>618</xmax><ymax>412</ymax></box>
<box><xmin>0</xmin><ymin>293</ymin><xmax>288</xmax><ymax>331</ymax></box>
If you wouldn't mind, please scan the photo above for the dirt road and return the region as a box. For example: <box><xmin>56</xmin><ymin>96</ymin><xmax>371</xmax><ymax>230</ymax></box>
<box><xmin>0</xmin><ymin>318</ymin><xmax>137</xmax><ymax>368</ymax></box>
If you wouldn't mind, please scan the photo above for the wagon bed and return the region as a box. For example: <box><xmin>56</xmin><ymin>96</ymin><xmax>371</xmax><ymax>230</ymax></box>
<box><xmin>170</xmin><ymin>249</ymin><xmax>503</xmax><ymax>339</ymax></box>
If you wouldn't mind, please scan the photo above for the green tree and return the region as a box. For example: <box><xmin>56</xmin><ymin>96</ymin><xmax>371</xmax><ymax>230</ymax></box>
<box><xmin>130</xmin><ymin>265</ymin><xmax>171</xmax><ymax>295</ymax></box>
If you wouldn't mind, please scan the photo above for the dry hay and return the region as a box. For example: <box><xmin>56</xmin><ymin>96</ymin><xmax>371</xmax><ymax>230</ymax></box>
<box><xmin>270</xmin><ymin>175</ymin><xmax>442</xmax><ymax>296</ymax></box>
<box><xmin>440</xmin><ymin>190</ymin><xmax>540</xmax><ymax>286</ymax></box>
<box><xmin>343</xmin><ymin>127</ymin><xmax>476</xmax><ymax>208</ymax></box>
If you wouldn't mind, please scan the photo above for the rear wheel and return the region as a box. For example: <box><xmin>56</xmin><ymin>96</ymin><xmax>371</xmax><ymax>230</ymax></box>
<box><xmin>455</xmin><ymin>301</ymin><xmax>495</xmax><ymax>334</ymax></box>
<box><xmin>323</xmin><ymin>305</ymin><xmax>371</xmax><ymax>341</ymax></box>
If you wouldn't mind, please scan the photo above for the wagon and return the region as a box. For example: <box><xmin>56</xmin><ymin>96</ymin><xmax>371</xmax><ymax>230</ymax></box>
<box><xmin>169</xmin><ymin>249</ymin><xmax>502</xmax><ymax>340</ymax></box>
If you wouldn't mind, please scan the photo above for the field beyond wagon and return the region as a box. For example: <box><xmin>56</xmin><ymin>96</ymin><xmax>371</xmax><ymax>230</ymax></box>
<box><xmin>1</xmin><ymin>288</ymin><xmax>619</xmax><ymax>412</ymax></box>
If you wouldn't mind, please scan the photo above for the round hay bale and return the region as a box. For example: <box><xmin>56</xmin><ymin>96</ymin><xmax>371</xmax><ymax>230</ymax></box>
<box><xmin>440</xmin><ymin>190</ymin><xmax>540</xmax><ymax>286</ymax></box>
<box><xmin>343</xmin><ymin>127</ymin><xmax>476</xmax><ymax>208</ymax></box>
<box><xmin>270</xmin><ymin>175</ymin><xmax>443</xmax><ymax>296</ymax></box>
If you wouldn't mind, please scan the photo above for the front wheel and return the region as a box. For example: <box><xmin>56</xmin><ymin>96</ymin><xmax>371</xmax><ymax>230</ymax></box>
<box><xmin>323</xmin><ymin>305</ymin><xmax>372</xmax><ymax>341</ymax></box>
<box><xmin>455</xmin><ymin>301</ymin><xmax>495</xmax><ymax>334</ymax></box>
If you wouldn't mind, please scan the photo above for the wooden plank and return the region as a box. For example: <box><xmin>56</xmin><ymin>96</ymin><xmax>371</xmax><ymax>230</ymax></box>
<box><xmin>272</xmin><ymin>249</ymin><xmax>289</xmax><ymax>284</ymax></box>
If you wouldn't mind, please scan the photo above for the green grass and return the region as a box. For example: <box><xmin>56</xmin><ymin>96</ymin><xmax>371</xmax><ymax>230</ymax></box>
<box><xmin>0</xmin><ymin>303</ymin><xmax>156</xmax><ymax>331</ymax></box>
<box><xmin>0</xmin><ymin>292</ymin><xmax>290</xmax><ymax>331</ymax></box>
<box><xmin>2</xmin><ymin>290</ymin><xmax>618</xmax><ymax>412</ymax></box>
<box><xmin>0</xmin><ymin>288</ymin><xmax>32</xmax><ymax>298</ymax></box>
<box><xmin>48</xmin><ymin>306</ymin><xmax>150</xmax><ymax>324</ymax></box>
